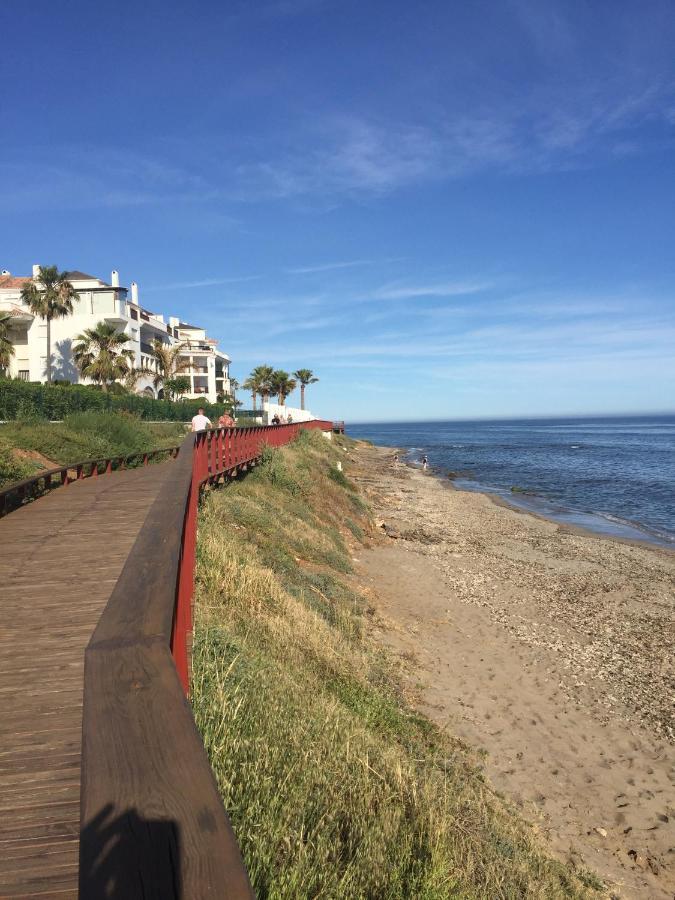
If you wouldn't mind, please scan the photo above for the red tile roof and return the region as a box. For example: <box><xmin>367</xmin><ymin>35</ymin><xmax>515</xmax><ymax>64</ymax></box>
<box><xmin>0</xmin><ymin>276</ymin><xmax>30</xmax><ymax>289</ymax></box>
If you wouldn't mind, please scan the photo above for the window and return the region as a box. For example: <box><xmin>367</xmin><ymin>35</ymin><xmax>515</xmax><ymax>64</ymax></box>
<box><xmin>18</xmin><ymin>370</ymin><xmax>29</xmax><ymax>381</ymax></box>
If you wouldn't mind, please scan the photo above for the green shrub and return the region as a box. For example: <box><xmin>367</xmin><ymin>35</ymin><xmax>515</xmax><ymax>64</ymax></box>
<box><xmin>0</xmin><ymin>412</ymin><xmax>186</xmax><ymax>469</ymax></box>
<box><xmin>0</xmin><ymin>442</ymin><xmax>39</xmax><ymax>487</ymax></box>
<box><xmin>0</xmin><ymin>378</ymin><xmax>221</xmax><ymax>421</ymax></box>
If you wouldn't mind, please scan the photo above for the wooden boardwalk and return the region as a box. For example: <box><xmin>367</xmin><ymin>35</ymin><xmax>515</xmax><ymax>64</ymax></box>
<box><xmin>0</xmin><ymin>463</ymin><xmax>174</xmax><ymax>898</ymax></box>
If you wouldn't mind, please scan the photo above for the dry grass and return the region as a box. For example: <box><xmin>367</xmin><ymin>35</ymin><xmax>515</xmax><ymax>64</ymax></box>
<box><xmin>192</xmin><ymin>431</ymin><xmax>601</xmax><ymax>899</ymax></box>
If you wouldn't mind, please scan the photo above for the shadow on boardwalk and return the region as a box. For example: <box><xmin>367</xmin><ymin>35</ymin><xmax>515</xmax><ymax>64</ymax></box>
<box><xmin>80</xmin><ymin>805</ymin><xmax>182</xmax><ymax>898</ymax></box>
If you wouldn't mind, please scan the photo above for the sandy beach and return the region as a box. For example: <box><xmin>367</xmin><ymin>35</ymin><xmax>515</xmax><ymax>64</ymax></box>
<box><xmin>348</xmin><ymin>442</ymin><xmax>675</xmax><ymax>899</ymax></box>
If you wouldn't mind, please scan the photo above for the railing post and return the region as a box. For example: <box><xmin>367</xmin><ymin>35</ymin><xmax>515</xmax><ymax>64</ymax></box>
<box><xmin>202</xmin><ymin>432</ymin><xmax>209</xmax><ymax>482</ymax></box>
<box><xmin>210</xmin><ymin>430</ymin><xmax>217</xmax><ymax>478</ymax></box>
<box><xmin>172</xmin><ymin>436</ymin><xmax>199</xmax><ymax>695</ymax></box>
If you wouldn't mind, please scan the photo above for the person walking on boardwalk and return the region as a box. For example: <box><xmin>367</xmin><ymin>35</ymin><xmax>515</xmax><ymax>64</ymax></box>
<box><xmin>191</xmin><ymin>407</ymin><xmax>212</xmax><ymax>431</ymax></box>
<box><xmin>218</xmin><ymin>411</ymin><xmax>235</xmax><ymax>428</ymax></box>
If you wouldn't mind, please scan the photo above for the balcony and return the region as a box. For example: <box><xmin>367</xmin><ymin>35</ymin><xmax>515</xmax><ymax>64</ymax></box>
<box><xmin>141</xmin><ymin>342</ymin><xmax>154</xmax><ymax>355</ymax></box>
<box><xmin>0</xmin><ymin>300</ymin><xmax>34</xmax><ymax>325</ymax></box>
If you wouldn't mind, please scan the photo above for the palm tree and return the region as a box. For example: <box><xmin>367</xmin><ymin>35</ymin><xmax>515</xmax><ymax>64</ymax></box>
<box><xmin>229</xmin><ymin>377</ymin><xmax>240</xmax><ymax>409</ymax></box>
<box><xmin>242</xmin><ymin>375</ymin><xmax>258</xmax><ymax>410</ymax></box>
<box><xmin>20</xmin><ymin>266</ymin><xmax>78</xmax><ymax>383</ymax></box>
<box><xmin>293</xmin><ymin>369</ymin><xmax>319</xmax><ymax>411</ymax></box>
<box><xmin>250</xmin><ymin>364</ymin><xmax>275</xmax><ymax>408</ymax></box>
<box><xmin>124</xmin><ymin>364</ymin><xmax>154</xmax><ymax>393</ymax></box>
<box><xmin>270</xmin><ymin>370</ymin><xmax>297</xmax><ymax>407</ymax></box>
<box><xmin>0</xmin><ymin>312</ymin><xmax>15</xmax><ymax>375</ymax></box>
<box><xmin>73</xmin><ymin>322</ymin><xmax>135</xmax><ymax>391</ymax></box>
<box><xmin>164</xmin><ymin>375</ymin><xmax>191</xmax><ymax>400</ymax></box>
<box><xmin>151</xmin><ymin>339</ymin><xmax>188</xmax><ymax>394</ymax></box>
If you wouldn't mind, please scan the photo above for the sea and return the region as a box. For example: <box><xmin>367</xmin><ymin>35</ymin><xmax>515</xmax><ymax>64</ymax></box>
<box><xmin>348</xmin><ymin>416</ymin><xmax>675</xmax><ymax>548</ymax></box>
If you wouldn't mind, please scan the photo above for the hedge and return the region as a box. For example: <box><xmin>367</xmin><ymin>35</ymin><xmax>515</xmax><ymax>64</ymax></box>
<box><xmin>0</xmin><ymin>379</ymin><xmax>224</xmax><ymax>421</ymax></box>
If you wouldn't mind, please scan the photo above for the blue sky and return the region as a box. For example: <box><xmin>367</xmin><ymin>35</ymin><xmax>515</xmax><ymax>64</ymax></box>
<box><xmin>1</xmin><ymin>0</ymin><xmax>674</xmax><ymax>421</ymax></box>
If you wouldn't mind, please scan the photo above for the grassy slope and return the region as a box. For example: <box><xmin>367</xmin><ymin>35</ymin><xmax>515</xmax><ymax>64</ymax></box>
<box><xmin>0</xmin><ymin>412</ymin><xmax>186</xmax><ymax>487</ymax></box>
<box><xmin>192</xmin><ymin>431</ymin><xmax>602</xmax><ymax>899</ymax></box>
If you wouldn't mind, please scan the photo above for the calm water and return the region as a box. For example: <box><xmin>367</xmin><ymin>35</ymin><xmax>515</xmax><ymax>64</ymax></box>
<box><xmin>348</xmin><ymin>416</ymin><xmax>675</xmax><ymax>547</ymax></box>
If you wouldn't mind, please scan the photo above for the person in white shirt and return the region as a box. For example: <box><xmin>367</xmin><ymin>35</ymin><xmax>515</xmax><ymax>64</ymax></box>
<box><xmin>191</xmin><ymin>408</ymin><xmax>212</xmax><ymax>432</ymax></box>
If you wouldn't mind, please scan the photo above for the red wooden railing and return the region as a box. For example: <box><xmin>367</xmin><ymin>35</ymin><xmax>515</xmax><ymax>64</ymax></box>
<box><xmin>79</xmin><ymin>420</ymin><xmax>334</xmax><ymax>898</ymax></box>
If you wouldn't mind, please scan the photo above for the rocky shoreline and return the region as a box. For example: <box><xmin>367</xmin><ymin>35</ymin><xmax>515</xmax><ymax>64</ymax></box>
<box><xmin>348</xmin><ymin>440</ymin><xmax>675</xmax><ymax>899</ymax></box>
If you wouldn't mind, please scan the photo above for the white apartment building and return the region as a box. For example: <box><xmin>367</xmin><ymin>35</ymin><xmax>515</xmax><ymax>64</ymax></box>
<box><xmin>168</xmin><ymin>320</ymin><xmax>231</xmax><ymax>401</ymax></box>
<box><xmin>0</xmin><ymin>266</ymin><xmax>231</xmax><ymax>403</ymax></box>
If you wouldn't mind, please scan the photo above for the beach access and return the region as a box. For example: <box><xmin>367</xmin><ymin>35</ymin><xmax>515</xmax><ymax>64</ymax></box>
<box><xmin>347</xmin><ymin>440</ymin><xmax>675</xmax><ymax>900</ymax></box>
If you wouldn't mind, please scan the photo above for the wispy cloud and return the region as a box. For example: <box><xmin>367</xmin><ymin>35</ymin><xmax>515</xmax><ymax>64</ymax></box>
<box><xmin>3</xmin><ymin>3</ymin><xmax>674</xmax><ymax>220</ymax></box>
<box><xmin>373</xmin><ymin>280</ymin><xmax>493</xmax><ymax>300</ymax></box>
<box><xmin>4</xmin><ymin>75</ymin><xmax>673</xmax><ymax>214</ymax></box>
<box><xmin>264</xmin><ymin>314</ymin><xmax>345</xmax><ymax>337</ymax></box>
<box><xmin>286</xmin><ymin>259</ymin><xmax>379</xmax><ymax>275</ymax></box>
<box><xmin>144</xmin><ymin>275</ymin><xmax>261</xmax><ymax>292</ymax></box>
<box><xmin>0</xmin><ymin>147</ymin><xmax>221</xmax><ymax>213</ymax></box>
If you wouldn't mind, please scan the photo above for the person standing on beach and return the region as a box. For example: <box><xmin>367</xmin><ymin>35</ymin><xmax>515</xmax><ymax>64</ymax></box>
<box><xmin>422</xmin><ymin>455</ymin><xmax>428</xmax><ymax>471</ymax></box>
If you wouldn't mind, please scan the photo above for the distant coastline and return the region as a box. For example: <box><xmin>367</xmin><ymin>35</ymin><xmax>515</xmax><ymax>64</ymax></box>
<box><xmin>349</xmin><ymin>412</ymin><xmax>675</xmax><ymax>426</ymax></box>
<box><xmin>349</xmin><ymin>415</ymin><xmax>675</xmax><ymax>548</ymax></box>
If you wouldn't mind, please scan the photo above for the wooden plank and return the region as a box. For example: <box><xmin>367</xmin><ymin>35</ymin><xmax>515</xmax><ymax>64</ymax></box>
<box><xmin>0</xmin><ymin>462</ymin><xmax>175</xmax><ymax>896</ymax></box>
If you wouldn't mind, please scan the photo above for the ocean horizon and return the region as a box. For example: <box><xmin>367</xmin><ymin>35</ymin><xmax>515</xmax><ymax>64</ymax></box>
<box><xmin>347</xmin><ymin>414</ymin><xmax>675</xmax><ymax>547</ymax></box>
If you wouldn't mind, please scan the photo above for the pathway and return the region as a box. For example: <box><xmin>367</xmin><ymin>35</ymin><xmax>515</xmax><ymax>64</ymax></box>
<box><xmin>0</xmin><ymin>463</ymin><xmax>174</xmax><ymax>898</ymax></box>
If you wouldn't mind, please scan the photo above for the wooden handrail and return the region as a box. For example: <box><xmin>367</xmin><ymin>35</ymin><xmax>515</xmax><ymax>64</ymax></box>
<box><xmin>79</xmin><ymin>420</ymin><xmax>334</xmax><ymax>897</ymax></box>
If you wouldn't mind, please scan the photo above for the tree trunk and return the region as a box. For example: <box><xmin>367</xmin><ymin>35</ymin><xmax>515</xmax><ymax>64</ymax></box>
<box><xmin>46</xmin><ymin>317</ymin><xmax>52</xmax><ymax>383</ymax></box>
<box><xmin>252</xmin><ymin>391</ymin><xmax>257</xmax><ymax>411</ymax></box>
<box><xmin>300</xmin><ymin>384</ymin><xmax>305</xmax><ymax>410</ymax></box>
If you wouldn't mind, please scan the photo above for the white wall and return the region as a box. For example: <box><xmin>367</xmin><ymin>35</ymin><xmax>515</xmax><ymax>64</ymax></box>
<box><xmin>263</xmin><ymin>401</ymin><xmax>314</xmax><ymax>423</ymax></box>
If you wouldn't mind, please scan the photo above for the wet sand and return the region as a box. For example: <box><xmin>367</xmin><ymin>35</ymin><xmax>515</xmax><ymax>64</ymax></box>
<box><xmin>348</xmin><ymin>442</ymin><xmax>675</xmax><ymax>899</ymax></box>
